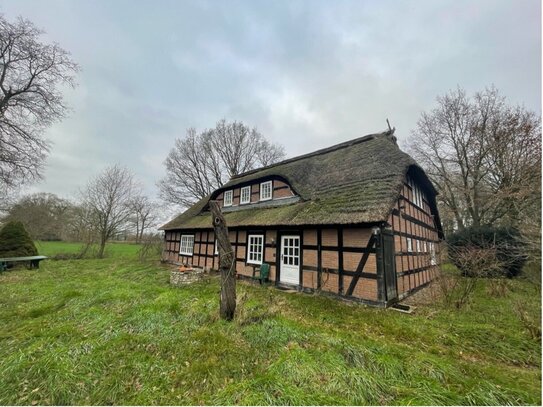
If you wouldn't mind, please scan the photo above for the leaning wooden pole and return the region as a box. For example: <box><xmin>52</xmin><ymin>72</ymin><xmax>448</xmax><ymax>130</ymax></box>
<box><xmin>209</xmin><ymin>201</ymin><xmax>236</xmax><ymax>320</ymax></box>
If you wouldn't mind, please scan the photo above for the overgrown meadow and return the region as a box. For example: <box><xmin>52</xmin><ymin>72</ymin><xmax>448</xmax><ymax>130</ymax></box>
<box><xmin>0</xmin><ymin>242</ymin><xmax>540</xmax><ymax>405</ymax></box>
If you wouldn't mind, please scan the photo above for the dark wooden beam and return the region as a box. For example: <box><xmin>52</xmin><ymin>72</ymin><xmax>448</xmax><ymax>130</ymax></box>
<box><xmin>317</xmin><ymin>229</ymin><xmax>322</xmax><ymax>290</ymax></box>
<box><xmin>205</xmin><ymin>230</ymin><xmax>209</xmax><ymax>268</ymax></box>
<box><xmin>299</xmin><ymin>231</ymin><xmax>304</xmax><ymax>290</ymax></box>
<box><xmin>338</xmin><ymin>227</ymin><xmax>344</xmax><ymax>295</ymax></box>
<box><xmin>345</xmin><ymin>233</ymin><xmax>377</xmax><ymax>297</ymax></box>
<box><xmin>197</xmin><ymin>232</ymin><xmax>202</xmax><ymax>267</ymax></box>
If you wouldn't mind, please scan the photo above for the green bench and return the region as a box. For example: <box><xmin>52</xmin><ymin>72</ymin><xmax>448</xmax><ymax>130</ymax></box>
<box><xmin>0</xmin><ymin>255</ymin><xmax>48</xmax><ymax>271</ymax></box>
<box><xmin>252</xmin><ymin>263</ymin><xmax>270</xmax><ymax>284</ymax></box>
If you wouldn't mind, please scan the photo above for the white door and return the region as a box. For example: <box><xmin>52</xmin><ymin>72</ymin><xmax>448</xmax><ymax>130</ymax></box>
<box><xmin>280</xmin><ymin>235</ymin><xmax>300</xmax><ymax>285</ymax></box>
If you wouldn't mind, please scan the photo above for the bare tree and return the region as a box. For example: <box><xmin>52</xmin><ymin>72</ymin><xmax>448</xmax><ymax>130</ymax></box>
<box><xmin>65</xmin><ymin>204</ymin><xmax>99</xmax><ymax>258</ymax></box>
<box><xmin>408</xmin><ymin>86</ymin><xmax>541</xmax><ymax>233</ymax></box>
<box><xmin>158</xmin><ymin>119</ymin><xmax>286</xmax><ymax>207</ymax></box>
<box><xmin>129</xmin><ymin>194</ymin><xmax>159</xmax><ymax>243</ymax></box>
<box><xmin>211</xmin><ymin>119</ymin><xmax>283</xmax><ymax>177</ymax></box>
<box><xmin>1</xmin><ymin>192</ymin><xmax>75</xmax><ymax>240</ymax></box>
<box><xmin>256</xmin><ymin>138</ymin><xmax>286</xmax><ymax>167</ymax></box>
<box><xmin>137</xmin><ymin>233</ymin><xmax>163</xmax><ymax>261</ymax></box>
<box><xmin>158</xmin><ymin>128</ymin><xmax>217</xmax><ymax>207</ymax></box>
<box><xmin>0</xmin><ymin>15</ymin><xmax>79</xmax><ymax>190</ymax></box>
<box><xmin>80</xmin><ymin>165</ymin><xmax>136</xmax><ymax>258</ymax></box>
<box><xmin>0</xmin><ymin>182</ymin><xmax>18</xmax><ymax>214</ymax></box>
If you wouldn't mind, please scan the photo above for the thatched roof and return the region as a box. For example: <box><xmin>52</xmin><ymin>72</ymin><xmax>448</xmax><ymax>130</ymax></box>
<box><xmin>160</xmin><ymin>129</ymin><xmax>441</xmax><ymax>231</ymax></box>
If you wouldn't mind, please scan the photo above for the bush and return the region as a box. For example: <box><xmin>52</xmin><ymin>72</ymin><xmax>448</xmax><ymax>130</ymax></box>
<box><xmin>514</xmin><ymin>299</ymin><xmax>541</xmax><ymax>340</ymax></box>
<box><xmin>138</xmin><ymin>234</ymin><xmax>163</xmax><ymax>261</ymax></box>
<box><xmin>437</xmin><ymin>269</ymin><xmax>478</xmax><ymax>309</ymax></box>
<box><xmin>0</xmin><ymin>221</ymin><xmax>38</xmax><ymax>257</ymax></box>
<box><xmin>447</xmin><ymin>226</ymin><xmax>526</xmax><ymax>278</ymax></box>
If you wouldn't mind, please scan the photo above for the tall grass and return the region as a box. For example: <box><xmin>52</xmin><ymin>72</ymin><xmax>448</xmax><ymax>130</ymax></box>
<box><xmin>0</xmin><ymin>242</ymin><xmax>540</xmax><ymax>405</ymax></box>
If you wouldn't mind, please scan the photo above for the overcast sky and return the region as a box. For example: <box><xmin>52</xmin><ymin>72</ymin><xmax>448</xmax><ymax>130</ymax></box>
<box><xmin>1</xmin><ymin>0</ymin><xmax>541</xmax><ymax>209</ymax></box>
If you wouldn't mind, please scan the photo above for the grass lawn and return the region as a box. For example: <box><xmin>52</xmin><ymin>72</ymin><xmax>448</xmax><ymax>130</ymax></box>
<box><xmin>0</xmin><ymin>242</ymin><xmax>540</xmax><ymax>405</ymax></box>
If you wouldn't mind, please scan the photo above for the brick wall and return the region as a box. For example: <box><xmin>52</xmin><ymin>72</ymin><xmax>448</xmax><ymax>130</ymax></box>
<box><xmin>273</xmin><ymin>180</ymin><xmax>295</xmax><ymax>199</ymax></box>
<box><xmin>215</xmin><ymin>178</ymin><xmax>296</xmax><ymax>208</ymax></box>
<box><xmin>163</xmin><ymin>226</ymin><xmax>382</xmax><ymax>303</ymax></box>
<box><xmin>388</xmin><ymin>178</ymin><xmax>441</xmax><ymax>298</ymax></box>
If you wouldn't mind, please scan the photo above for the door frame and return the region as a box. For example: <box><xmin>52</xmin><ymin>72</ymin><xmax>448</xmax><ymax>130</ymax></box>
<box><xmin>378</xmin><ymin>227</ymin><xmax>398</xmax><ymax>303</ymax></box>
<box><xmin>275</xmin><ymin>231</ymin><xmax>302</xmax><ymax>288</ymax></box>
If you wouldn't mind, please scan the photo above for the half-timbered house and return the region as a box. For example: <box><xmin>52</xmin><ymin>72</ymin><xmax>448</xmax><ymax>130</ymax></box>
<box><xmin>160</xmin><ymin>129</ymin><xmax>443</xmax><ymax>306</ymax></box>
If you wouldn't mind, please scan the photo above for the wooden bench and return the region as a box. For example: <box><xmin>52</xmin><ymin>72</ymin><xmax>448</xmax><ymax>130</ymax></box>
<box><xmin>0</xmin><ymin>255</ymin><xmax>48</xmax><ymax>271</ymax></box>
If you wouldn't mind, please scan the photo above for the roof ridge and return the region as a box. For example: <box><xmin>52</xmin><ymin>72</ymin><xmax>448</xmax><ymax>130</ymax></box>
<box><xmin>230</xmin><ymin>128</ymin><xmax>396</xmax><ymax>180</ymax></box>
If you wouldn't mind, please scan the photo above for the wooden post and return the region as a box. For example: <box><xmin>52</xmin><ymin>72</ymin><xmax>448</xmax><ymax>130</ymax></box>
<box><xmin>209</xmin><ymin>201</ymin><xmax>236</xmax><ymax>320</ymax></box>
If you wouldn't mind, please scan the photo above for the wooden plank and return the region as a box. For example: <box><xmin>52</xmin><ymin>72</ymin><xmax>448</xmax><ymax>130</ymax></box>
<box><xmin>299</xmin><ymin>230</ymin><xmax>304</xmax><ymax>290</ymax></box>
<box><xmin>0</xmin><ymin>255</ymin><xmax>47</xmax><ymax>261</ymax></box>
<box><xmin>317</xmin><ymin>228</ymin><xmax>322</xmax><ymax>290</ymax></box>
<box><xmin>338</xmin><ymin>227</ymin><xmax>344</xmax><ymax>295</ymax></box>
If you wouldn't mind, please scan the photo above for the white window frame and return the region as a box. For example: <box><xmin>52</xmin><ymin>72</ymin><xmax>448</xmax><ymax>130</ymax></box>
<box><xmin>260</xmin><ymin>181</ymin><xmax>273</xmax><ymax>201</ymax></box>
<box><xmin>415</xmin><ymin>185</ymin><xmax>424</xmax><ymax>208</ymax></box>
<box><xmin>223</xmin><ymin>190</ymin><xmax>233</xmax><ymax>207</ymax></box>
<box><xmin>416</xmin><ymin>239</ymin><xmax>421</xmax><ymax>253</ymax></box>
<box><xmin>240</xmin><ymin>186</ymin><xmax>251</xmax><ymax>204</ymax></box>
<box><xmin>406</xmin><ymin>237</ymin><xmax>413</xmax><ymax>253</ymax></box>
<box><xmin>247</xmin><ymin>234</ymin><xmax>264</xmax><ymax>265</ymax></box>
<box><xmin>179</xmin><ymin>235</ymin><xmax>194</xmax><ymax>256</ymax></box>
<box><xmin>408</xmin><ymin>176</ymin><xmax>424</xmax><ymax>208</ymax></box>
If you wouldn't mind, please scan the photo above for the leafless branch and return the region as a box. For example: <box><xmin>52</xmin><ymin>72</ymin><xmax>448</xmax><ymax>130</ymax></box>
<box><xmin>79</xmin><ymin>165</ymin><xmax>136</xmax><ymax>258</ymax></box>
<box><xmin>407</xmin><ymin>86</ymin><xmax>541</xmax><ymax>236</ymax></box>
<box><xmin>158</xmin><ymin>119</ymin><xmax>286</xmax><ymax>207</ymax></box>
<box><xmin>0</xmin><ymin>15</ymin><xmax>79</xmax><ymax>190</ymax></box>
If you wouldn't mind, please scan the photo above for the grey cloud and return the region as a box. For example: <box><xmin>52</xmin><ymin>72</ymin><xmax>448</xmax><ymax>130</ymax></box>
<box><xmin>1</xmin><ymin>0</ymin><xmax>539</xmax><ymax>207</ymax></box>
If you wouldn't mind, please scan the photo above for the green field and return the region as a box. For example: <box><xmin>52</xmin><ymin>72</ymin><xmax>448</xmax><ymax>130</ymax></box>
<box><xmin>0</xmin><ymin>241</ymin><xmax>540</xmax><ymax>405</ymax></box>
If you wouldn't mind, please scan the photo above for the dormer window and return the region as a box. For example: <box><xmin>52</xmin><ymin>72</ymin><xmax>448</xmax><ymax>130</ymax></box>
<box><xmin>224</xmin><ymin>190</ymin><xmax>233</xmax><ymax>206</ymax></box>
<box><xmin>240</xmin><ymin>186</ymin><xmax>251</xmax><ymax>204</ymax></box>
<box><xmin>260</xmin><ymin>181</ymin><xmax>272</xmax><ymax>201</ymax></box>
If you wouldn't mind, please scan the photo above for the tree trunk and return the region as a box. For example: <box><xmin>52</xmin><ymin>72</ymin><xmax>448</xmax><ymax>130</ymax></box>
<box><xmin>138</xmin><ymin>218</ymin><xmax>145</xmax><ymax>243</ymax></box>
<box><xmin>98</xmin><ymin>238</ymin><xmax>106</xmax><ymax>258</ymax></box>
<box><xmin>136</xmin><ymin>217</ymin><xmax>140</xmax><ymax>243</ymax></box>
<box><xmin>209</xmin><ymin>201</ymin><xmax>236</xmax><ymax>320</ymax></box>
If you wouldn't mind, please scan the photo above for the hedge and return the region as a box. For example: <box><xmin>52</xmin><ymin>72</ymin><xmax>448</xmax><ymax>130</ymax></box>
<box><xmin>447</xmin><ymin>225</ymin><xmax>526</xmax><ymax>278</ymax></box>
<box><xmin>0</xmin><ymin>221</ymin><xmax>38</xmax><ymax>257</ymax></box>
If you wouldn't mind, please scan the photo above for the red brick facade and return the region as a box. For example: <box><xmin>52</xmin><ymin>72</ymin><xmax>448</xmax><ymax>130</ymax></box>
<box><xmin>215</xmin><ymin>178</ymin><xmax>295</xmax><ymax>208</ymax></box>
<box><xmin>163</xmin><ymin>175</ymin><xmax>441</xmax><ymax>306</ymax></box>
<box><xmin>164</xmin><ymin>225</ymin><xmax>381</xmax><ymax>303</ymax></box>
<box><xmin>388</xmin><ymin>179</ymin><xmax>441</xmax><ymax>300</ymax></box>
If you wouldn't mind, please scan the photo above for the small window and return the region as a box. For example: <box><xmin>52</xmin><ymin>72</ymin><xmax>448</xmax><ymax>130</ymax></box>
<box><xmin>408</xmin><ymin>176</ymin><xmax>424</xmax><ymax>208</ymax></box>
<box><xmin>416</xmin><ymin>240</ymin><xmax>421</xmax><ymax>253</ymax></box>
<box><xmin>406</xmin><ymin>237</ymin><xmax>413</xmax><ymax>253</ymax></box>
<box><xmin>240</xmin><ymin>186</ymin><xmax>251</xmax><ymax>204</ymax></box>
<box><xmin>423</xmin><ymin>241</ymin><xmax>428</xmax><ymax>253</ymax></box>
<box><xmin>430</xmin><ymin>242</ymin><xmax>437</xmax><ymax>265</ymax></box>
<box><xmin>247</xmin><ymin>234</ymin><xmax>264</xmax><ymax>265</ymax></box>
<box><xmin>415</xmin><ymin>186</ymin><xmax>424</xmax><ymax>208</ymax></box>
<box><xmin>223</xmin><ymin>190</ymin><xmax>233</xmax><ymax>206</ymax></box>
<box><xmin>179</xmin><ymin>235</ymin><xmax>194</xmax><ymax>256</ymax></box>
<box><xmin>214</xmin><ymin>239</ymin><xmax>219</xmax><ymax>255</ymax></box>
<box><xmin>260</xmin><ymin>181</ymin><xmax>272</xmax><ymax>201</ymax></box>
